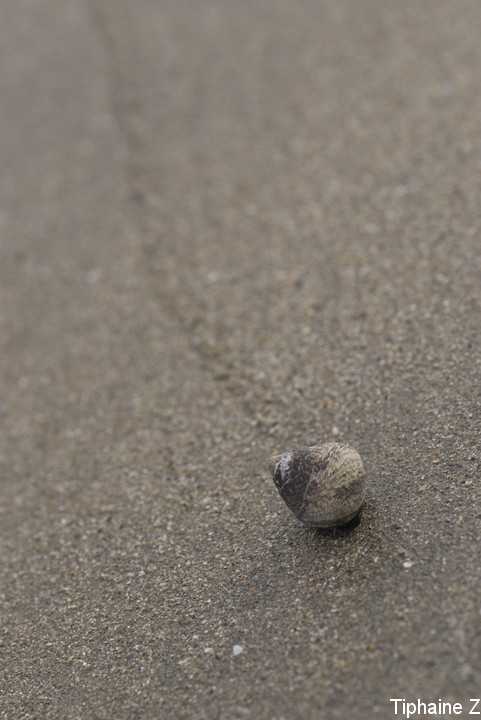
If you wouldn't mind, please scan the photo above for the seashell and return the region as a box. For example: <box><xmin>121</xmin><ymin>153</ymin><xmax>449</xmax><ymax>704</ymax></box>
<box><xmin>268</xmin><ymin>443</ymin><xmax>365</xmax><ymax>528</ymax></box>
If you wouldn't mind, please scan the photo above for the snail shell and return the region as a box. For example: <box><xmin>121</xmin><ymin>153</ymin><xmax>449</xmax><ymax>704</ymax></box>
<box><xmin>268</xmin><ymin>443</ymin><xmax>365</xmax><ymax>527</ymax></box>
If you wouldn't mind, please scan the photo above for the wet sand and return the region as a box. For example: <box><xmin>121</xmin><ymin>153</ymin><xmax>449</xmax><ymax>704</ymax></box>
<box><xmin>1</xmin><ymin>1</ymin><xmax>481</xmax><ymax>718</ymax></box>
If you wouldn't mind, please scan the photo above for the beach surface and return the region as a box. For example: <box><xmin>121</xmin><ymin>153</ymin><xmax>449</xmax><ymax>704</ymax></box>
<box><xmin>1</xmin><ymin>1</ymin><xmax>481</xmax><ymax>718</ymax></box>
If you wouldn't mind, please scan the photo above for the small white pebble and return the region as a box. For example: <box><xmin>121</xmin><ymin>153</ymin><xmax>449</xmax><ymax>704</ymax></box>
<box><xmin>86</xmin><ymin>268</ymin><xmax>102</xmax><ymax>285</ymax></box>
<box><xmin>206</xmin><ymin>270</ymin><xmax>220</xmax><ymax>285</ymax></box>
<box><xmin>232</xmin><ymin>645</ymin><xmax>243</xmax><ymax>656</ymax></box>
<box><xmin>203</xmin><ymin>647</ymin><xmax>213</xmax><ymax>654</ymax></box>
<box><xmin>403</xmin><ymin>560</ymin><xmax>413</xmax><ymax>569</ymax></box>
<box><xmin>331</xmin><ymin>426</ymin><xmax>340</xmax><ymax>436</ymax></box>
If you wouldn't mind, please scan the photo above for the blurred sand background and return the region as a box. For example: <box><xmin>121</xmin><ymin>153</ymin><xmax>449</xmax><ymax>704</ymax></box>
<box><xmin>1</xmin><ymin>1</ymin><xmax>481</xmax><ymax>718</ymax></box>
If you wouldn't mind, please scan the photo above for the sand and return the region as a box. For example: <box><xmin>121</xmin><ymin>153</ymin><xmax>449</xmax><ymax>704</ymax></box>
<box><xmin>1</xmin><ymin>1</ymin><xmax>481</xmax><ymax>718</ymax></box>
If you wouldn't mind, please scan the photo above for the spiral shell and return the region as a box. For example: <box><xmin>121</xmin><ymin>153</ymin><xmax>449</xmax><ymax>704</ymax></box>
<box><xmin>268</xmin><ymin>443</ymin><xmax>365</xmax><ymax>527</ymax></box>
